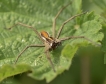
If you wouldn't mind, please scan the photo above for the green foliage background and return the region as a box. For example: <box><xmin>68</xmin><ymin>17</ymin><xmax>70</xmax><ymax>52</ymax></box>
<box><xmin>0</xmin><ymin>0</ymin><xmax>106</xmax><ymax>84</ymax></box>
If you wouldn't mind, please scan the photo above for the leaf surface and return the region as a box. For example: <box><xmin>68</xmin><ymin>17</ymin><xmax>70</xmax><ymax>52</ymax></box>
<box><xmin>0</xmin><ymin>0</ymin><xmax>103</xmax><ymax>82</ymax></box>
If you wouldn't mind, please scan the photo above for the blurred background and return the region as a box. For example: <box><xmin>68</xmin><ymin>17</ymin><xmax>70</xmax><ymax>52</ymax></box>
<box><xmin>1</xmin><ymin>0</ymin><xmax>106</xmax><ymax>84</ymax></box>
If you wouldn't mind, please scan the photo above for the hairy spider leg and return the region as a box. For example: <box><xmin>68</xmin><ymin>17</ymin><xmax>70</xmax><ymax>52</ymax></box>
<box><xmin>15</xmin><ymin>45</ymin><xmax>44</xmax><ymax>64</ymax></box>
<box><xmin>56</xmin><ymin>11</ymin><xmax>87</xmax><ymax>39</ymax></box>
<box><xmin>7</xmin><ymin>23</ymin><xmax>57</xmax><ymax>72</ymax></box>
<box><xmin>7</xmin><ymin>22</ymin><xmax>43</xmax><ymax>42</ymax></box>
<box><xmin>52</xmin><ymin>2</ymin><xmax>72</xmax><ymax>38</ymax></box>
<box><xmin>60</xmin><ymin>36</ymin><xmax>101</xmax><ymax>46</ymax></box>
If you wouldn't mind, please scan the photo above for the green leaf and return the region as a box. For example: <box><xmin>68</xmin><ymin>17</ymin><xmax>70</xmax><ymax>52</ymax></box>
<box><xmin>92</xmin><ymin>0</ymin><xmax>106</xmax><ymax>65</ymax></box>
<box><xmin>0</xmin><ymin>64</ymin><xmax>31</xmax><ymax>81</ymax></box>
<box><xmin>91</xmin><ymin>0</ymin><xmax>106</xmax><ymax>18</ymax></box>
<box><xmin>62</xmin><ymin>44</ymin><xmax>78</xmax><ymax>59</ymax></box>
<box><xmin>91</xmin><ymin>0</ymin><xmax>106</xmax><ymax>11</ymax></box>
<box><xmin>101</xmin><ymin>23</ymin><xmax>106</xmax><ymax>64</ymax></box>
<box><xmin>0</xmin><ymin>0</ymin><xmax>103</xmax><ymax>83</ymax></box>
<box><xmin>1</xmin><ymin>77</ymin><xmax>19</xmax><ymax>84</ymax></box>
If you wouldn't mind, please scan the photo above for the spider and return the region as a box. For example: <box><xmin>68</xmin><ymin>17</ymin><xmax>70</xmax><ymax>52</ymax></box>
<box><xmin>7</xmin><ymin>3</ymin><xmax>97</xmax><ymax>72</ymax></box>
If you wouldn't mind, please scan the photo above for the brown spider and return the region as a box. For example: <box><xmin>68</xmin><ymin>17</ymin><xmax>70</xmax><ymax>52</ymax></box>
<box><xmin>8</xmin><ymin>3</ymin><xmax>96</xmax><ymax>72</ymax></box>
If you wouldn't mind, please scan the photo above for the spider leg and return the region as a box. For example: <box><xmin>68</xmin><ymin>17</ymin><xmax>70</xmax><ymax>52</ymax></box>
<box><xmin>56</xmin><ymin>11</ymin><xmax>87</xmax><ymax>39</ymax></box>
<box><xmin>44</xmin><ymin>42</ymin><xmax>56</xmax><ymax>72</ymax></box>
<box><xmin>15</xmin><ymin>44</ymin><xmax>44</xmax><ymax>64</ymax></box>
<box><xmin>45</xmin><ymin>50</ymin><xmax>56</xmax><ymax>72</ymax></box>
<box><xmin>6</xmin><ymin>22</ymin><xmax>43</xmax><ymax>42</ymax></box>
<box><xmin>52</xmin><ymin>2</ymin><xmax>72</xmax><ymax>38</ymax></box>
<box><xmin>60</xmin><ymin>36</ymin><xmax>101</xmax><ymax>46</ymax></box>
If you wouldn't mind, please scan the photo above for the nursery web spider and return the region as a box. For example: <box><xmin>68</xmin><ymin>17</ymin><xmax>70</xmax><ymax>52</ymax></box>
<box><xmin>7</xmin><ymin>3</ymin><xmax>97</xmax><ymax>72</ymax></box>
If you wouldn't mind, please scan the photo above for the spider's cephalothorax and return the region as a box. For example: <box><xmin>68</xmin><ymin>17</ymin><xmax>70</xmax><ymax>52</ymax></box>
<box><xmin>41</xmin><ymin>31</ymin><xmax>61</xmax><ymax>51</ymax></box>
